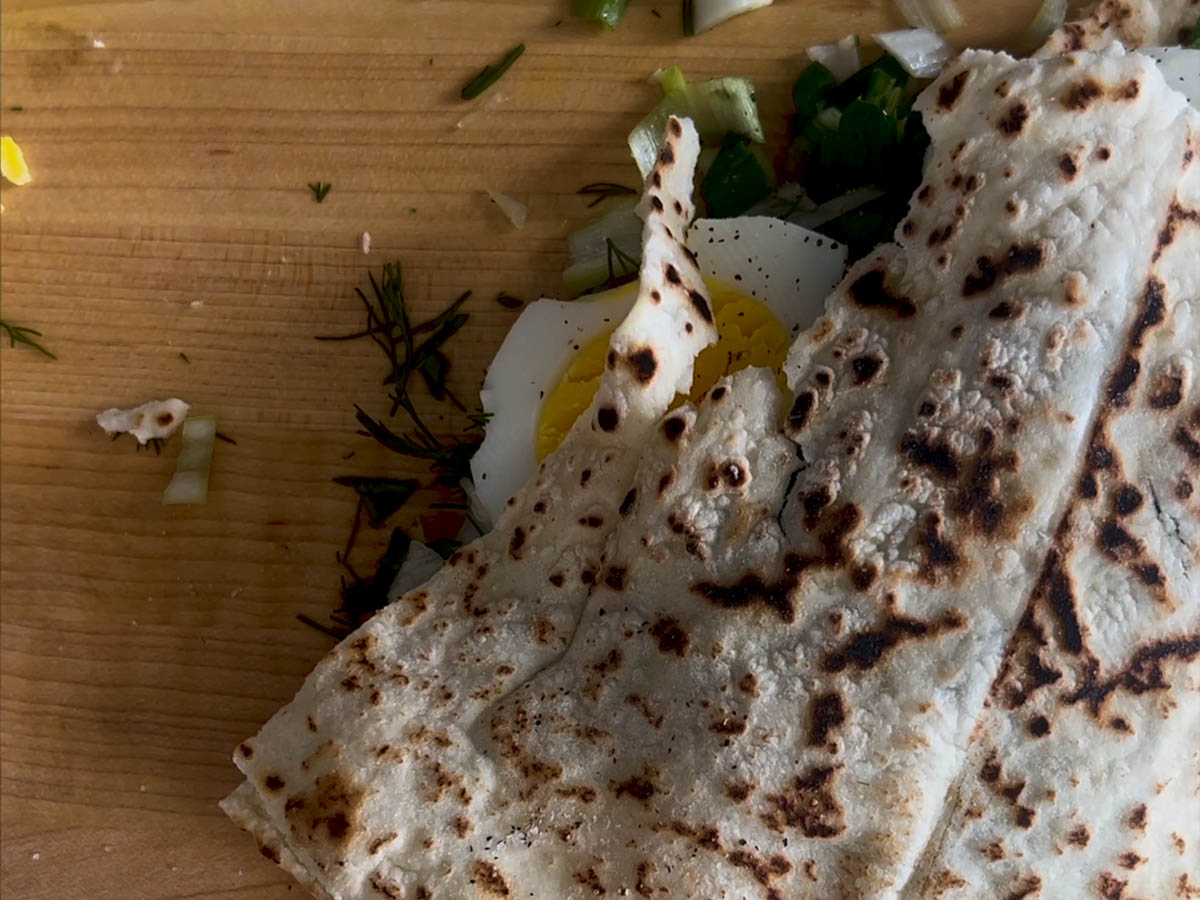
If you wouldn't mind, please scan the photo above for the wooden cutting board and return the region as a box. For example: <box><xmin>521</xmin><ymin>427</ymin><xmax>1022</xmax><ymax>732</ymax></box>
<box><xmin>0</xmin><ymin>1</ymin><xmax>1038</xmax><ymax>896</ymax></box>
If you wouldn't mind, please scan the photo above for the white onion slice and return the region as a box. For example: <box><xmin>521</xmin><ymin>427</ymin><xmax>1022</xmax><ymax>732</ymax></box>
<box><xmin>691</xmin><ymin>0</ymin><xmax>774</xmax><ymax>35</ymax></box>
<box><xmin>163</xmin><ymin>416</ymin><xmax>216</xmax><ymax>505</ymax></box>
<box><xmin>874</xmin><ymin>29</ymin><xmax>956</xmax><ymax>79</ymax></box>
<box><xmin>487</xmin><ymin>189</ymin><xmax>528</xmax><ymax>229</ymax></box>
<box><xmin>790</xmin><ymin>186</ymin><xmax>887</xmax><ymax>231</ymax></box>
<box><xmin>807</xmin><ymin>35</ymin><xmax>861</xmax><ymax>83</ymax></box>
<box><xmin>896</xmin><ymin>0</ymin><xmax>965</xmax><ymax>32</ymax></box>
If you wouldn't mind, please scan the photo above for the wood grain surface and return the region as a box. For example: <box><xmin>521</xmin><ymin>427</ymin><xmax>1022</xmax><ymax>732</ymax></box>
<box><xmin>0</xmin><ymin>1</ymin><xmax>1038</xmax><ymax>897</ymax></box>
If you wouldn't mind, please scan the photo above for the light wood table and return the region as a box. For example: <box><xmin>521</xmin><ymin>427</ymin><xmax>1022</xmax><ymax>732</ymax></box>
<box><xmin>0</xmin><ymin>1</ymin><xmax>1036</xmax><ymax>896</ymax></box>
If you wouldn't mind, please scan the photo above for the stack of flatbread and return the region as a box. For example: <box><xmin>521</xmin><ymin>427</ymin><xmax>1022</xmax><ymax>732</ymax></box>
<box><xmin>223</xmin><ymin>14</ymin><xmax>1200</xmax><ymax>900</ymax></box>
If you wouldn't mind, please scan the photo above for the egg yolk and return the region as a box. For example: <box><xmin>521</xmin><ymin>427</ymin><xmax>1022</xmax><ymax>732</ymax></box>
<box><xmin>536</xmin><ymin>279</ymin><xmax>791</xmax><ymax>459</ymax></box>
<box><xmin>1</xmin><ymin>136</ymin><xmax>31</xmax><ymax>186</ymax></box>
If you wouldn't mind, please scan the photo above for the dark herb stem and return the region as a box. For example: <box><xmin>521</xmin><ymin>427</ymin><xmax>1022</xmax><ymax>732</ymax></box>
<box><xmin>460</xmin><ymin>43</ymin><xmax>525</xmax><ymax>101</ymax></box>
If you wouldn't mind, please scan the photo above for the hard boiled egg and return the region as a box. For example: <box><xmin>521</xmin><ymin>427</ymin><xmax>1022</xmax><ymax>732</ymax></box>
<box><xmin>470</xmin><ymin>216</ymin><xmax>847</xmax><ymax>523</ymax></box>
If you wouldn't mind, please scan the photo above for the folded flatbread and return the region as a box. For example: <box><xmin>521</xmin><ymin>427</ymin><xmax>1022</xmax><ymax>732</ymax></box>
<box><xmin>224</xmin><ymin>46</ymin><xmax>1199</xmax><ymax>900</ymax></box>
<box><xmin>1041</xmin><ymin>0</ymin><xmax>1198</xmax><ymax>54</ymax></box>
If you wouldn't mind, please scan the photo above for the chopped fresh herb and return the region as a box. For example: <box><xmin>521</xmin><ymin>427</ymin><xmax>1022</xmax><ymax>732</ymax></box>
<box><xmin>310</xmin><ymin>261</ymin><xmax>493</xmax><ymax>636</ymax></box>
<box><xmin>602</xmin><ymin>237</ymin><xmax>640</xmax><ymax>291</ymax></box>
<box><xmin>700</xmin><ymin>132</ymin><xmax>773</xmax><ymax>219</ymax></box>
<box><xmin>460</xmin><ymin>43</ymin><xmax>525</xmax><ymax>101</ymax></box>
<box><xmin>495</xmin><ymin>292</ymin><xmax>525</xmax><ymax>309</ymax></box>
<box><xmin>179</xmin><ymin>351</ymin><xmax>191</xmax><ymax>363</ymax></box>
<box><xmin>215</xmin><ymin>431</ymin><xmax>238</xmax><ymax>446</ymax></box>
<box><xmin>682</xmin><ymin>0</ymin><xmax>695</xmax><ymax>36</ymax></box>
<box><xmin>789</xmin><ymin>53</ymin><xmax>929</xmax><ymax>260</ymax></box>
<box><xmin>570</xmin><ymin>0</ymin><xmax>631</xmax><ymax>28</ymax></box>
<box><xmin>651</xmin><ymin>8</ymin><xmax>662</xmax><ymax>17</ymax></box>
<box><xmin>0</xmin><ymin>319</ymin><xmax>56</xmax><ymax>359</ymax></box>
<box><xmin>1189</xmin><ymin>17</ymin><xmax>1200</xmax><ymax>48</ymax></box>
<box><xmin>313</xmin><ymin>526</ymin><xmax>414</xmax><ymax>638</ymax></box>
<box><xmin>578</xmin><ymin>181</ymin><xmax>638</xmax><ymax>208</ymax></box>
<box><xmin>333</xmin><ymin>476</ymin><xmax>421</xmax><ymax>526</ymax></box>
<box><xmin>136</xmin><ymin>437</ymin><xmax>165</xmax><ymax>455</ymax></box>
<box><xmin>791</xmin><ymin>62</ymin><xmax>837</xmax><ymax>120</ymax></box>
<box><xmin>9</xmin><ymin>105</ymin><xmax>24</xmax><ymax>112</ymax></box>
<box><xmin>307</xmin><ymin>181</ymin><xmax>332</xmax><ymax>203</ymax></box>
<box><xmin>353</xmin><ymin>406</ymin><xmax>483</xmax><ymax>493</ymax></box>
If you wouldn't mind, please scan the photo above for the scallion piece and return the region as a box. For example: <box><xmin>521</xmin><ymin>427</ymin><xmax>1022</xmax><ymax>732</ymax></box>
<box><xmin>163</xmin><ymin>416</ymin><xmax>216</xmax><ymax>505</ymax></box>
<box><xmin>562</xmin><ymin>199</ymin><xmax>644</xmax><ymax>297</ymax></box>
<box><xmin>628</xmin><ymin>70</ymin><xmax>764</xmax><ymax>177</ymax></box>
<box><xmin>570</xmin><ymin>0</ymin><xmax>631</xmax><ymax>28</ymax></box>
<box><xmin>792</xmin><ymin>62</ymin><xmax>837</xmax><ymax>119</ymax></box>
<box><xmin>460</xmin><ymin>43</ymin><xmax>525</xmax><ymax>101</ymax></box>
<box><xmin>700</xmin><ymin>132</ymin><xmax>773</xmax><ymax>219</ymax></box>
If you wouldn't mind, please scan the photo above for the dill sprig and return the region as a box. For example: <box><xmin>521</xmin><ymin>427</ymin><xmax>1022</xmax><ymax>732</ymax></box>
<box><xmin>305</xmin><ymin>262</ymin><xmax>490</xmax><ymax>639</ymax></box>
<box><xmin>577</xmin><ymin>182</ymin><xmax>637</xmax><ymax>208</ymax></box>
<box><xmin>0</xmin><ymin>319</ymin><xmax>56</xmax><ymax>359</ymax></box>
<box><xmin>460</xmin><ymin>43</ymin><xmax>525</xmax><ymax>101</ymax></box>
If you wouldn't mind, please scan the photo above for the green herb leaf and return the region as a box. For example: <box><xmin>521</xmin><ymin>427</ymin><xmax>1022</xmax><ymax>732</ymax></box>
<box><xmin>333</xmin><ymin>476</ymin><xmax>421</xmax><ymax>526</ymax></box>
<box><xmin>0</xmin><ymin>319</ymin><xmax>56</xmax><ymax>359</ymax></box>
<box><xmin>570</xmin><ymin>0</ymin><xmax>631</xmax><ymax>28</ymax></box>
<box><xmin>682</xmin><ymin>0</ymin><xmax>695</xmax><ymax>36</ymax></box>
<box><xmin>700</xmin><ymin>132</ymin><xmax>773</xmax><ymax>219</ymax></box>
<box><xmin>1189</xmin><ymin>17</ymin><xmax>1200</xmax><ymax>48</ymax></box>
<box><xmin>791</xmin><ymin>62</ymin><xmax>837</xmax><ymax>120</ymax></box>
<box><xmin>460</xmin><ymin>43</ymin><xmax>525</xmax><ymax>101</ymax></box>
<box><xmin>330</xmin><ymin>526</ymin><xmax>413</xmax><ymax>632</ymax></box>
<box><xmin>308</xmin><ymin>182</ymin><xmax>332</xmax><ymax>202</ymax></box>
<box><xmin>577</xmin><ymin>181</ymin><xmax>638</xmax><ymax>208</ymax></box>
<box><xmin>828</xmin><ymin>53</ymin><xmax>908</xmax><ymax>110</ymax></box>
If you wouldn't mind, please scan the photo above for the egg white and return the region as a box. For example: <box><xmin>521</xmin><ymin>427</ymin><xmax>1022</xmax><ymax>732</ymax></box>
<box><xmin>470</xmin><ymin>216</ymin><xmax>848</xmax><ymax>523</ymax></box>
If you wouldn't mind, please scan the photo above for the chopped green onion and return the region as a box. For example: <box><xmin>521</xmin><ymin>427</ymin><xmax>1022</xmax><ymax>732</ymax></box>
<box><xmin>163</xmin><ymin>416</ymin><xmax>216</xmax><ymax>505</ymax></box>
<box><xmin>828</xmin><ymin>53</ymin><xmax>908</xmax><ymax>110</ymax></box>
<box><xmin>570</xmin><ymin>0</ymin><xmax>631</xmax><ymax>28</ymax></box>
<box><xmin>683</xmin><ymin>0</ymin><xmax>695</xmax><ymax>36</ymax></box>
<box><xmin>460</xmin><ymin>43</ymin><xmax>525</xmax><ymax>101</ymax></box>
<box><xmin>563</xmin><ymin>198</ymin><xmax>643</xmax><ymax>296</ymax></box>
<box><xmin>629</xmin><ymin>70</ymin><xmax>763</xmax><ymax>177</ymax></box>
<box><xmin>700</xmin><ymin>132</ymin><xmax>773</xmax><ymax>219</ymax></box>
<box><xmin>658</xmin><ymin>64</ymin><xmax>688</xmax><ymax>96</ymax></box>
<box><xmin>792</xmin><ymin>62</ymin><xmax>837</xmax><ymax>119</ymax></box>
